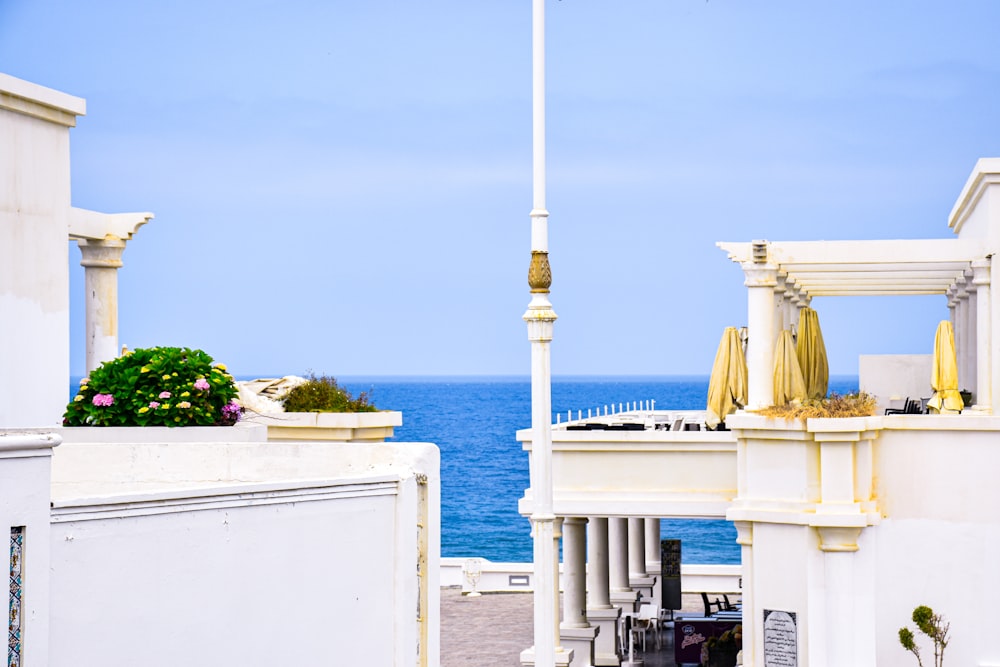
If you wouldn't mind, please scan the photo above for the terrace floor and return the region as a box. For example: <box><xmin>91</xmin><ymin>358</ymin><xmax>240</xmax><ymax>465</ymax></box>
<box><xmin>441</xmin><ymin>588</ymin><xmax>710</xmax><ymax>667</ymax></box>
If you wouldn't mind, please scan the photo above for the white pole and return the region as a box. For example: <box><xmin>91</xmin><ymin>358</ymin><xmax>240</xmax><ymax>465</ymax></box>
<box><xmin>525</xmin><ymin>1</ymin><xmax>559</xmax><ymax>665</ymax></box>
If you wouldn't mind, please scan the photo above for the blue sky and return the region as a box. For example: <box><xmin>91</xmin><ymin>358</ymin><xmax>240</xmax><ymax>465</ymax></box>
<box><xmin>3</xmin><ymin>1</ymin><xmax>1000</xmax><ymax>377</ymax></box>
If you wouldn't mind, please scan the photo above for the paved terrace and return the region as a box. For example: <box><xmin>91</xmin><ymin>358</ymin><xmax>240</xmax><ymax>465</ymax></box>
<box><xmin>441</xmin><ymin>589</ymin><xmax>710</xmax><ymax>667</ymax></box>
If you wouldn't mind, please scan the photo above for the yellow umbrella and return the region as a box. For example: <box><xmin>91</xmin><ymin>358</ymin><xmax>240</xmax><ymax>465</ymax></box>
<box><xmin>705</xmin><ymin>327</ymin><xmax>748</xmax><ymax>430</ymax></box>
<box><xmin>796</xmin><ymin>307</ymin><xmax>829</xmax><ymax>400</ymax></box>
<box><xmin>774</xmin><ymin>329</ymin><xmax>808</xmax><ymax>406</ymax></box>
<box><xmin>926</xmin><ymin>320</ymin><xmax>964</xmax><ymax>414</ymax></box>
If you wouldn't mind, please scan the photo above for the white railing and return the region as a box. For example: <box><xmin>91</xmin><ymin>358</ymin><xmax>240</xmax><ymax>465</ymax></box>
<box><xmin>441</xmin><ymin>558</ymin><xmax>741</xmax><ymax>595</ymax></box>
<box><xmin>555</xmin><ymin>400</ymin><xmax>657</xmax><ymax>425</ymax></box>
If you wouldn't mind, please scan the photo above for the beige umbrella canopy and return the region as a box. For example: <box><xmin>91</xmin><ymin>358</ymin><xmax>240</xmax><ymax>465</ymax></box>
<box><xmin>774</xmin><ymin>329</ymin><xmax>808</xmax><ymax>407</ymax></box>
<box><xmin>796</xmin><ymin>307</ymin><xmax>829</xmax><ymax>401</ymax></box>
<box><xmin>705</xmin><ymin>327</ymin><xmax>748</xmax><ymax>430</ymax></box>
<box><xmin>926</xmin><ymin>320</ymin><xmax>964</xmax><ymax>414</ymax></box>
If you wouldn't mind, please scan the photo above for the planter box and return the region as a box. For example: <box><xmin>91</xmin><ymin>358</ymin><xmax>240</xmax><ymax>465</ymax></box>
<box><xmin>247</xmin><ymin>411</ymin><xmax>402</xmax><ymax>442</ymax></box>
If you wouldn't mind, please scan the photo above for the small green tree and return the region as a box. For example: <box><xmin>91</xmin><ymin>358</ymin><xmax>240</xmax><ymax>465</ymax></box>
<box><xmin>899</xmin><ymin>605</ymin><xmax>949</xmax><ymax>667</ymax></box>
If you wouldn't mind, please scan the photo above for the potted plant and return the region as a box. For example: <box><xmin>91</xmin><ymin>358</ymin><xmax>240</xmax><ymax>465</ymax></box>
<box><xmin>63</xmin><ymin>346</ymin><xmax>242</xmax><ymax>427</ymax></box>
<box><xmin>243</xmin><ymin>373</ymin><xmax>402</xmax><ymax>442</ymax></box>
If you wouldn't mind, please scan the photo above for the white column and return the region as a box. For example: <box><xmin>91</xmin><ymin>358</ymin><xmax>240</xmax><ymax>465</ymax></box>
<box><xmin>967</xmin><ymin>281</ymin><xmax>978</xmax><ymax>402</ymax></box>
<box><xmin>587</xmin><ymin>518</ymin><xmax>611</xmax><ymax>609</ymax></box>
<box><xmin>561</xmin><ymin>518</ymin><xmax>598</xmax><ymax>667</ymax></box>
<box><xmin>609</xmin><ymin>518</ymin><xmax>630</xmax><ymax>593</ymax></box>
<box><xmin>972</xmin><ymin>260</ymin><xmax>993</xmax><ymax>413</ymax></box>
<box><xmin>563</xmin><ymin>518</ymin><xmax>588</xmax><ymax>628</ymax></box>
<box><xmin>77</xmin><ymin>238</ymin><xmax>127</xmax><ymax>373</ymax></box>
<box><xmin>627</xmin><ymin>518</ymin><xmax>645</xmax><ymax>579</ymax></box>
<box><xmin>774</xmin><ymin>275</ymin><xmax>787</xmax><ymax>335</ymax></box>
<box><xmin>744</xmin><ymin>262</ymin><xmax>780</xmax><ymax>409</ymax></box>
<box><xmin>586</xmin><ymin>517</ymin><xmax>621</xmax><ymax>667</ymax></box>
<box><xmin>644</xmin><ymin>518</ymin><xmax>662</xmax><ymax>606</ymax></box>
<box><xmin>735</xmin><ymin>522</ymin><xmax>754</xmax><ymax>667</ymax></box>
<box><xmin>955</xmin><ymin>278</ymin><xmax>970</xmax><ymax>396</ymax></box>
<box><xmin>644</xmin><ymin>518</ymin><xmax>660</xmax><ymax>572</ymax></box>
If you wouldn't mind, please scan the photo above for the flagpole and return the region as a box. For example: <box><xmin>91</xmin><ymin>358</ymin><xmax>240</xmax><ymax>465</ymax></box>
<box><xmin>524</xmin><ymin>0</ymin><xmax>559</xmax><ymax>665</ymax></box>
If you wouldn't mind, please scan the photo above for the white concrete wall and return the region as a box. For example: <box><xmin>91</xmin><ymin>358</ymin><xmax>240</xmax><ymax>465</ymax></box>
<box><xmin>50</xmin><ymin>478</ymin><xmax>406</xmax><ymax>666</ymax></box>
<box><xmin>859</xmin><ymin>354</ymin><xmax>934</xmax><ymax>413</ymax></box>
<box><xmin>729</xmin><ymin>414</ymin><xmax>1000</xmax><ymax>667</ymax></box>
<box><xmin>0</xmin><ymin>74</ymin><xmax>84</xmax><ymax>427</ymax></box>
<box><xmin>48</xmin><ymin>427</ymin><xmax>440</xmax><ymax>667</ymax></box>
<box><xmin>873</xmin><ymin>419</ymin><xmax>1000</xmax><ymax>667</ymax></box>
<box><xmin>0</xmin><ymin>431</ymin><xmax>61</xmax><ymax>666</ymax></box>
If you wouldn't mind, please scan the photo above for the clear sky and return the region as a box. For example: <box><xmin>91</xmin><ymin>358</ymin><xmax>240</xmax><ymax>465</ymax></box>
<box><xmin>3</xmin><ymin>1</ymin><xmax>1000</xmax><ymax>377</ymax></box>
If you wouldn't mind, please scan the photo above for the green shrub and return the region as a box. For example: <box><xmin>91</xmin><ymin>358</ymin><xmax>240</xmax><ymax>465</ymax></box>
<box><xmin>281</xmin><ymin>373</ymin><xmax>376</xmax><ymax>413</ymax></box>
<box><xmin>899</xmin><ymin>605</ymin><xmax>949</xmax><ymax>667</ymax></box>
<box><xmin>63</xmin><ymin>347</ymin><xmax>242</xmax><ymax>427</ymax></box>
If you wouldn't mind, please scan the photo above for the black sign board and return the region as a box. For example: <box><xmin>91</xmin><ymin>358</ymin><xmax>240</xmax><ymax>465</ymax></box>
<box><xmin>660</xmin><ymin>538</ymin><xmax>682</xmax><ymax>611</ymax></box>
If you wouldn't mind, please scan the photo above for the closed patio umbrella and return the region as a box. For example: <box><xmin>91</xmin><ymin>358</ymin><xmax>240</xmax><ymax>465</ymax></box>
<box><xmin>705</xmin><ymin>327</ymin><xmax>748</xmax><ymax>430</ymax></box>
<box><xmin>774</xmin><ymin>329</ymin><xmax>808</xmax><ymax>406</ymax></box>
<box><xmin>926</xmin><ymin>320</ymin><xmax>964</xmax><ymax>414</ymax></box>
<box><xmin>796</xmin><ymin>307</ymin><xmax>829</xmax><ymax>400</ymax></box>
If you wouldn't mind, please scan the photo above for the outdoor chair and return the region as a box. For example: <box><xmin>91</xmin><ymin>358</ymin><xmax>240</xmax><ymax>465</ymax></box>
<box><xmin>885</xmin><ymin>398</ymin><xmax>923</xmax><ymax>415</ymax></box>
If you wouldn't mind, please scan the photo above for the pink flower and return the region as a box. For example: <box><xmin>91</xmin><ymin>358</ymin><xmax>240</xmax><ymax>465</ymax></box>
<box><xmin>194</xmin><ymin>378</ymin><xmax>210</xmax><ymax>391</ymax></box>
<box><xmin>92</xmin><ymin>393</ymin><xmax>114</xmax><ymax>407</ymax></box>
<box><xmin>148</xmin><ymin>401</ymin><xmax>160</xmax><ymax>409</ymax></box>
<box><xmin>177</xmin><ymin>401</ymin><xmax>191</xmax><ymax>409</ymax></box>
<box><xmin>159</xmin><ymin>391</ymin><xmax>171</xmax><ymax>399</ymax></box>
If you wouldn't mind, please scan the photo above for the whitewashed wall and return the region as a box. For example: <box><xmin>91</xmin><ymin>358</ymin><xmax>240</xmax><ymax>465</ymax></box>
<box><xmin>873</xmin><ymin>419</ymin><xmax>1000</xmax><ymax>667</ymax></box>
<box><xmin>48</xmin><ymin>428</ymin><xmax>440</xmax><ymax>667</ymax></box>
<box><xmin>859</xmin><ymin>354</ymin><xmax>934</xmax><ymax>413</ymax></box>
<box><xmin>0</xmin><ymin>431</ymin><xmax>61</xmax><ymax>666</ymax></box>
<box><xmin>0</xmin><ymin>74</ymin><xmax>84</xmax><ymax>427</ymax></box>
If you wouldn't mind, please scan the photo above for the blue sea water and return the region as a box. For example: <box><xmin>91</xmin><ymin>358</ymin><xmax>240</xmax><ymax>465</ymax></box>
<box><xmin>69</xmin><ymin>374</ymin><xmax>859</xmax><ymax>564</ymax></box>
<box><xmin>337</xmin><ymin>375</ymin><xmax>861</xmax><ymax>565</ymax></box>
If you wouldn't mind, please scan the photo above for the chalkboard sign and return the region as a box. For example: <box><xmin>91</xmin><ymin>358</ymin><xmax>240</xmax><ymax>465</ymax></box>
<box><xmin>763</xmin><ymin>609</ymin><xmax>797</xmax><ymax>666</ymax></box>
<box><xmin>660</xmin><ymin>539</ymin><xmax>682</xmax><ymax>611</ymax></box>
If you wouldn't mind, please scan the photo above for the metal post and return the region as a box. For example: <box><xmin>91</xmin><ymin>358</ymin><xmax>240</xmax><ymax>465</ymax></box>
<box><xmin>525</xmin><ymin>1</ymin><xmax>559</xmax><ymax>665</ymax></box>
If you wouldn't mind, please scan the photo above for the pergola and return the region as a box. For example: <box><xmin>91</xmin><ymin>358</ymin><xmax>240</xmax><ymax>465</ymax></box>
<box><xmin>717</xmin><ymin>234</ymin><xmax>993</xmax><ymax>412</ymax></box>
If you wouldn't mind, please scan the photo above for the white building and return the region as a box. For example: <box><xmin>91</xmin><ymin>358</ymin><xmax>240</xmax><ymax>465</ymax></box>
<box><xmin>519</xmin><ymin>159</ymin><xmax>1000</xmax><ymax>667</ymax></box>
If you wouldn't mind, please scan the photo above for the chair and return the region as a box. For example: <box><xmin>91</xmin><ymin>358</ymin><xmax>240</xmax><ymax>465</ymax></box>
<box><xmin>885</xmin><ymin>398</ymin><xmax>922</xmax><ymax>415</ymax></box>
<box><xmin>633</xmin><ymin>603</ymin><xmax>661</xmax><ymax>651</ymax></box>
<box><xmin>701</xmin><ymin>592</ymin><xmax>738</xmax><ymax>616</ymax></box>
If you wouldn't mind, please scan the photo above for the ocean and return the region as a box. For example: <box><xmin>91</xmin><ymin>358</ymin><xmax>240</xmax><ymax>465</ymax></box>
<box><xmin>337</xmin><ymin>375</ymin><xmax>861</xmax><ymax>564</ymax></box>
<box><xmin>68</xmin><ymin>375</ymin><xmax>859</xmax><ymax>564</ymax></box>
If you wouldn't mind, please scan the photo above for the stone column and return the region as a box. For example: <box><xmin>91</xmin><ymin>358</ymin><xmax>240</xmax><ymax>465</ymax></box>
<box><xmin>954</xmin><ymin>278</ymin><xmax>970</xmax><ymax>397</ymax></box>
<box><xmin>966</xmin><ymin>281</ymin><xmax>978</xmax><ymax>403</ymax></box>
<box><xmin>644</xmin><ymin>518</ymin><xmax>662</xmax><ymax>605</ymax></box>
<box><xmin>561</xmin><ymin>518</ymin><xmax>598</xmax><ymax>667</ymax></box>
<box><xmin>608</xmin><ymin>518</ymin><xmax>638</xmax><ymax>610</ymax></box>
<box><xmin>735</xmin><ymin>522</ymin><xmax>754</xmax><ymax>666</ymax></box>
<box><xmin>744</xmin><ymin>262</ymin><xmax>779</xmax><ymax>409</ymax></box>
<box><xmin>586</xmin><ymin>517</ymin><xmax>620</xmax><ymax>667</ymax></box>
<box><xmin>972</xmin><ymin>260</ymin><xmax>993</xmax><ymax>413</ymax></box>
<box><xmin>774</xmin><ymin>275</ymin><xmax>788</xmax><ymax>335</ymax></box>
<box><xmin>628</xmin><ymin>518</ymin><xmax>655</xmax><ymax>602</ymax></box>
<box><xmin>77</xmin><ymin>238</ymin><xmax>127</xmax><ymax>373</ymax></box>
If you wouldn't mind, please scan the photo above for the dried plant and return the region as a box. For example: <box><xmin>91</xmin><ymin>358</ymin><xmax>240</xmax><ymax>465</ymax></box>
<box><xmin>753</xmin><ymin>392</ymin><xmax>877</xmax><ymax>420</ymax></box>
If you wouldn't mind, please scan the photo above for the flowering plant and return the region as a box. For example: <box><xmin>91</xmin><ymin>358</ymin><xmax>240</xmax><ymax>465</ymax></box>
<box><xmin>63</xmin><ymin>347</ymin><xmax>242</xmax><ymax>427</ymax></box>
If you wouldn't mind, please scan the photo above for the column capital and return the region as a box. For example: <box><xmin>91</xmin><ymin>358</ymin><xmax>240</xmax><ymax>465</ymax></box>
<box><xmin>972</xmin><ymin>259</ymin><xmax>992</xmax><ymax>286</ymax></box>
<box><xmin>741</xmin><ymin>263</ymin><xmax>778</xmax><ymax>288</ymax></box>
<box><xmin>816</xmin><ymin>526</ymin><xmax>863</xmax><ymax>553</ymax></box>
<box><xmin>76</xmin><ymin>237</ymin><xmax>127</xmax><ymax>269</ymax></box>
